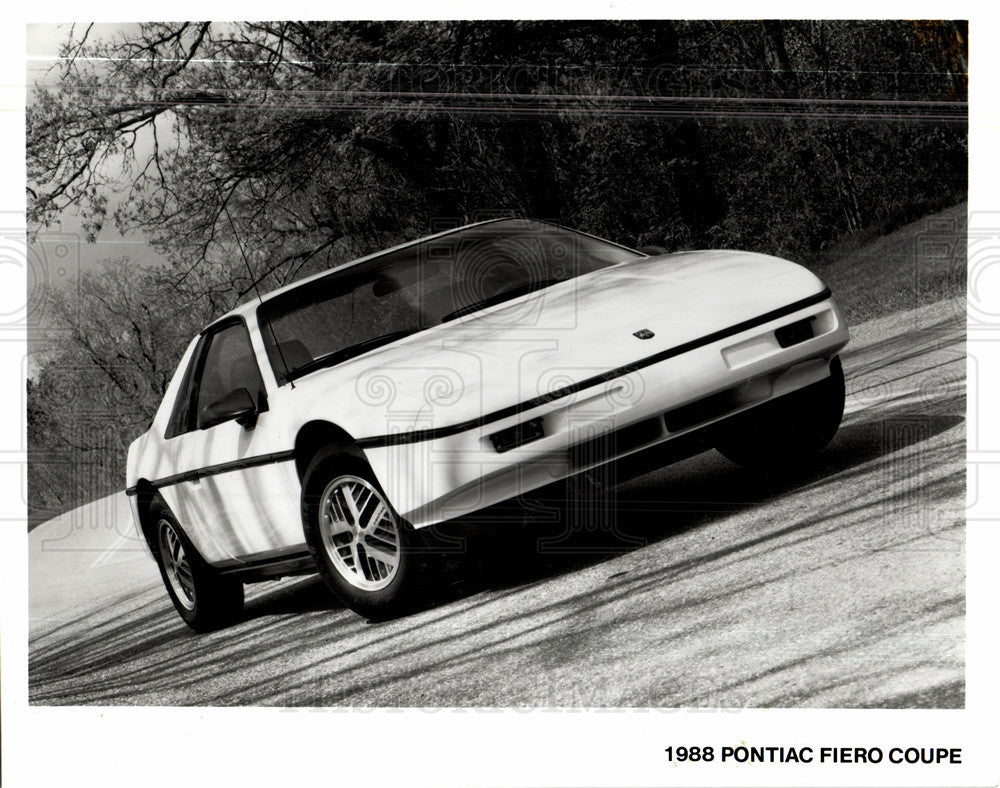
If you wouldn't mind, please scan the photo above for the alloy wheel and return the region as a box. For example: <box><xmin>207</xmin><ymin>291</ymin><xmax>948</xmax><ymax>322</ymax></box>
<box><xmin>318</xmin><ymin>475</ymin><xmax>401</xmax><ymax>591</ymax></box>
<box><xmin>158</xmin><ymin>519</ymin><xmax>196</xmax><ymax>610</ymax></box>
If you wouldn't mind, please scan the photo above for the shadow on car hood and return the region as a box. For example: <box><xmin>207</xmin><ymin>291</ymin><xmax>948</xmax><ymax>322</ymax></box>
<box><xmin>288</xmin><ymin>250</ymin><xmax>826</xmax><ymax>432</ymax></box>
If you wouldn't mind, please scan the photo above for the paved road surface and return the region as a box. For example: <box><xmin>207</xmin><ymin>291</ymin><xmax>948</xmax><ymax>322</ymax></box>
<box><xmin>29</xmin><ymin>297</ymin><xmax>965</xmax><ymax>707</ymax></box>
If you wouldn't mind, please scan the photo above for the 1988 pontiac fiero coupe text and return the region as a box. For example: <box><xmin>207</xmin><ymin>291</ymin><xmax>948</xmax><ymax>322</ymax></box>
<box><xmin>126</xmin><ymin>219</ymin><xmax>849</xmax><ymax>629</ymax></box>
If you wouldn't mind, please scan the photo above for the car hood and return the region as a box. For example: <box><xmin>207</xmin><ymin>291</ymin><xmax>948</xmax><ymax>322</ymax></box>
<box><xmin>286</xmin><ymin>250</ymin><xmax>827</xmax><ymax>434</ymax></box>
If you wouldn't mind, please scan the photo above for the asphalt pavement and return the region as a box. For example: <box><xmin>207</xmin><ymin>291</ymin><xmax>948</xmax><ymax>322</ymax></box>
<box><xmin>28</xmin><ymin>296</ymin><xmax>965</xmax><ymax>707</ymax></box>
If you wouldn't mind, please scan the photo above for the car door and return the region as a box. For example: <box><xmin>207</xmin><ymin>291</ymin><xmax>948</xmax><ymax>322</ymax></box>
<box><xmin>166</xmin><ymin>318</ymin><xmax>303</xmax><ymax>565</ymax></box>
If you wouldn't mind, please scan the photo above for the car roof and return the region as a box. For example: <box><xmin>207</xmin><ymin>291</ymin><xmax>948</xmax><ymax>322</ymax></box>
<box><xmin>201</xmin><ymin>217</ymin><xmax>515</xmax><ymax>333</ymax></box>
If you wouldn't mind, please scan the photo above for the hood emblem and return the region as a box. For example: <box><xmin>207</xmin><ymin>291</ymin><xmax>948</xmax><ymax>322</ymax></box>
<box><xmin>633</xmin><ymin>328</ymin><xmax>655</xmax><ymax>340</ymax></box>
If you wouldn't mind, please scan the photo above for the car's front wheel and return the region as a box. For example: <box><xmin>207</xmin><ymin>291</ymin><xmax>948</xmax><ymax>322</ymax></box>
<box><xmin>150</xmin><ymin>502</ymin><xmax>244</xmax><ymax>632</ymax></box>
<box><xmin>714</xmin><ymin>355</ymin><xmax>846</xmax><ymax>468</ymax></box>
<box><xmin>302</xmin><ymin>449</ymin><xmax>428</xmax><ymax>620</ymax></box>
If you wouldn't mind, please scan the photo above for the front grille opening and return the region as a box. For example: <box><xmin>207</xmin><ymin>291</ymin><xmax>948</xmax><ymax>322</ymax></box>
<box><xmin>663</xmin><ymin>388</ymin><xmax>741</xmax><ymax>432</ymax></box>
<box><xmin>569</xmin><ymin>416</ymin><xmax>664</xmax><ymax>468</ymax></box>
<box><xmin>490</xmin><ymin>417</ymin><xmax>545</xmax><ymax>453</ymax></box>
<box><xmin>774</xmin><ymin>316</ymin><xmax>815</xmax><ymax>348</ymax></box>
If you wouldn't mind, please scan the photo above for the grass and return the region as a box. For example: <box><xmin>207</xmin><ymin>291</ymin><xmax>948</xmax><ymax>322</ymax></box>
<box><xmin>805</xmin><ymin>202</ymin><xmax>967</xmax><ymax>324</ymax></box>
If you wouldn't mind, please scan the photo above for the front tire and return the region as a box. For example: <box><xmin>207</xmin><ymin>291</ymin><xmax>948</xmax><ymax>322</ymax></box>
<box><xmin>715</xmin><ymin>355</ymin><xmax>846</xmax><ymax>468</ymax></box>
<box><xmin>302</xmin><ymin>449</ymin><xmax>428</xmax><ymax>620</ymax></box>
<box><xmin>151</xmin><ymin>503</ymin><xmax>244</xmax><ymax>632</ymax></box>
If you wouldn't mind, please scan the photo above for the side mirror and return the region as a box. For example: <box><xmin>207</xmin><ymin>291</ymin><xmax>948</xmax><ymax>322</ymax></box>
<box><xmin>199</xmin><ymin>387</ymin><xmax>259</xmax><ymax>430</ymax></box>
<box><xmin>638</xmin><ymin>245</ymin><xmax>669</xmax><ymax>257</ymax></box>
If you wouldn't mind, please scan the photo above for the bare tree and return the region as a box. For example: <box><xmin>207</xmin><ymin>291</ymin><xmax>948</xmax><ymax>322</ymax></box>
<box><xmin>26</xmin><ymin>21</ymin><xmax>967</xmax><ymax>519</ymax></box>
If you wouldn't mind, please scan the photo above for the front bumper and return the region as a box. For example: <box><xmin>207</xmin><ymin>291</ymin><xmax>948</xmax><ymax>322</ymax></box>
<box><xmin>364</xmin><ymin>294</ymin><xmax>850</xmax><ymax>528</ymax></box>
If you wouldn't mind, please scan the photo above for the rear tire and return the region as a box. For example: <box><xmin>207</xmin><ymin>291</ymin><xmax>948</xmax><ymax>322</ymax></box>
<box><xmin>150</xmin><ymin>502</ymin><xmax>244</xmax><ymax>632</ymax></box>
<box><xmin>301</xmin><ymin>448</ymin><xmax>430</xmax><ymax>621</ymax></box>
<box><xmin>715</xmin><ymin>355</ymin><xmax>845</xmax><ymax>468</ymax></box>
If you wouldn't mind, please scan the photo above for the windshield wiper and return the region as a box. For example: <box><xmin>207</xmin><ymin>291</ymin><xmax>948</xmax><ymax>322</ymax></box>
<box><xmin>284</xmin><ymin>328</ymin><xmax>420</xmax><ymax>382</ymax></box>
<box><xmin>441</xmin><ymin>278</ymin><xmax>566</xmax><ymax>323</ymax></box>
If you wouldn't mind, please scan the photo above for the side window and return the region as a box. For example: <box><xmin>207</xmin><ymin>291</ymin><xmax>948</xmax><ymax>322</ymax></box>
<box><xmin>194</xmin><ymin>322</ymin><xmax>267</xmax><ymax>430</ymax></box>
<box><xmin>165</xmin><ymin>322</ymin><xmax>266</xmax><ymax>437</ymax></box>
<box><xmin>164</xmin><ymin>336</ymin><xmax>207</xmax><ymax>439</ymax></box>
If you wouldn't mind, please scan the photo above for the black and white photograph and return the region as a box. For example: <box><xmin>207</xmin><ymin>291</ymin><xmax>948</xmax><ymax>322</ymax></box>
<box><xmin>3</xmin><ymin>7</ymin><xmax>997</xmax><ymax>787</ymax></box>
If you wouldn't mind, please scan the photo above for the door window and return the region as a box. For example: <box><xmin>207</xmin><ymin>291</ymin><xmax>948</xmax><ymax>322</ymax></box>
<box><xmin>194</xmin><ymin>322</ymin><xmax>267</xmax><ymax>430</ymax></box>
<box><xmin>166</xmin><ymin>321</ymin><xmax>266</xmax><ymax>437</ymax></box>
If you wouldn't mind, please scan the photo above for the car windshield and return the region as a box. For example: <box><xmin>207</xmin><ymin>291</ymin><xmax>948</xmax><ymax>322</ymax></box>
<box><xmin>257</xmin><ymin>218</ymin><xmax>642</xmax><ymax>382</ymax></box>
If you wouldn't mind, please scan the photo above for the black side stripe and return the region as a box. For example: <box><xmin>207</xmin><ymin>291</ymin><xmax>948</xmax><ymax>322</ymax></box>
<box><xmin>123</xmin><ymin>287</ymin><xmax>833</xmax><ymax>492</ymax></box>
<box><xmin>355</xmin><ymin>287</ymin><xmax>833</xmax><ymax>449</ymax></box>
<box><xmin>125</xmin><ymin>449</ymin><xmax>296</xmax><ymax>495</ymax></box>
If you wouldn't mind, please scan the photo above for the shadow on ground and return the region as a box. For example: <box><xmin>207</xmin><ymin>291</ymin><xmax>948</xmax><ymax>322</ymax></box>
<box><xmin>29</xmin><ymin>389</ymin><xmax>964</xmax><ymax>707</ymax></box>
<box><xmin>418</xmin><ymin>405</ymin><xmax>964</xmax><ymax>607</ymax></box>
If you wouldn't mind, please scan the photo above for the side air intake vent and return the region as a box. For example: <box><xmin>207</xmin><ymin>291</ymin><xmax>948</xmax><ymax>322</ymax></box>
<box><xmin>775</xmin><ymin>316</ymin><xmax>815</xmax><ymax>348</ymax></box>
<box><xmin>489</xmin><ymin>417</ymin><xmax>545</xmax><ymax>453</ymax></box>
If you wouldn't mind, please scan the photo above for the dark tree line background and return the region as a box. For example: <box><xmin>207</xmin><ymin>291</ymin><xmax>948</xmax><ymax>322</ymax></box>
<box><xmin>26</xmin><ymin>20</ymin><xmax>967</xmax><ymax>523</ymax></box>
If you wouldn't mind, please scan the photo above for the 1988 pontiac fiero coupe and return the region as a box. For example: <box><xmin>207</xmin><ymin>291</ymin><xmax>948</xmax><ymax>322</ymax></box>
<box><xmin>127</xmin><ymin>219</ymin><xmax>849</xmax><ymax>630</ymax></box>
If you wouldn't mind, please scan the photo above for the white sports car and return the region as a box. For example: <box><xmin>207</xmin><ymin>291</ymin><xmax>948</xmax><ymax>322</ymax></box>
<box><xmin>126</xmin><ymin>218</ymin><xmax>849</xmax><ymax>629</ymax></box>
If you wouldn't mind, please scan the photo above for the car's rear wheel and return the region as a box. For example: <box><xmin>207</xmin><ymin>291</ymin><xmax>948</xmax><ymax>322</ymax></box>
<box><xmin>151</xmin><ymin>502</ymin><xmax>244</xmax><ymax>632</ymax></box>
<box><xmin>714</xmin><ymin>355</ymin><xmax>845</xmax><ymax>468</ymax></box>
<box><xmin>302</xmin><ymin>449</ymin><xmax>428</xmax><ymax>620</ymax></box>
